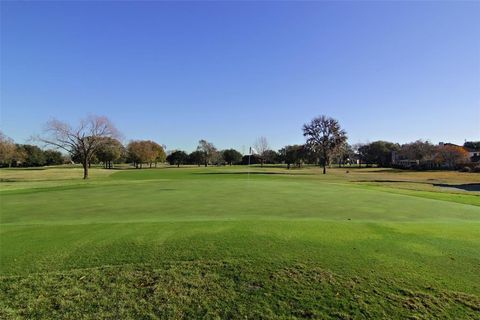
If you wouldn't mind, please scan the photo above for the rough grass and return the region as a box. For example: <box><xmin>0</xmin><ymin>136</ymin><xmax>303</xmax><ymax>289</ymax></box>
<box><xmin>2</xmin><ymin>262</ymin><xmax>479</xmax><ymax>320</ymax></box>
<box><xmin>0</xmin><ymin>166</ymin><xmax>479</xmax><ymax>319</ymax></box>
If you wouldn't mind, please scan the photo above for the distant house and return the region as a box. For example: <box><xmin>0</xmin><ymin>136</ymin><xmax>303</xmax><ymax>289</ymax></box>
<box><xmin>464</xmin><ymin>146</ymin><xmax>480</xmax><ymax>163</ymax></box>
<box><xmin>391</xmin><ymin>151</ymin><xmax>436</xmax><ymax>169</ymax></box>
<box><xmin>440</xmin><ymin>142</ymin><xmax>480</xmax><ymax>163</ymax></box>
<box><xmin>439</xmin><ymin>142</ymin><xmax>461</xmax><ymax>148</ymax></box>
<box><xmin>392</xmin><ymin>141</ymin><xmax>479</xmax><ymax>169</ymax></box>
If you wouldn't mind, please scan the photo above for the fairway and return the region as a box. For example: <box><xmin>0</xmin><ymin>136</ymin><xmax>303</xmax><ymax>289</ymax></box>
<box><xmin>1</xmin><ymin>166</ymin><xmax>479</xmax><ymax>319</ymax></box>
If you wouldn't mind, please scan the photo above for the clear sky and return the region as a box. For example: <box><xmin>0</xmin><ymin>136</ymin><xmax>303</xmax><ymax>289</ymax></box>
<box><xmin>1</xmin><ymin>1</ymin><xmax>479</xmax><ymax>152</ymax></box>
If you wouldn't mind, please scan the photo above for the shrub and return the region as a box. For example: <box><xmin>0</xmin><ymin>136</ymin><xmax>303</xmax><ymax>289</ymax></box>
<box><xmin>459</xmin><ymin>166</ymin><xmax>472</xmax><ymax>172</ymax></box>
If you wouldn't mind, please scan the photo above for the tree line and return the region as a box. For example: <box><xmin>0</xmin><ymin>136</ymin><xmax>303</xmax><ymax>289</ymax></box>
<box><xmin>0</xmin><ymin>114</ymin><xmax>478</xmax><ymax>178</ymax></box>
<box><xmin>355</xmin><ymin>140</ymin><xmax>474</xmax><ymax>170</ymax></box>
<box><xmin>0</xmin><ymin>132</ymin><xmax>64</xmax><ymax>167</ymax></box>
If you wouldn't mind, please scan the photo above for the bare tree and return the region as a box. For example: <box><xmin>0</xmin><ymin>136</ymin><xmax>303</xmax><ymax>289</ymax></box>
<box><xmin>399</xmin><ymin>140</ymin><xmax>436</xmax><ymax>161</ymax></box>
<box><xmin>0</xmin><ymin>131</ymin><xmax>18</xmax><ymax>167</ymax></box>
<box><xmin>254</xmin><ymin>136</ymin><xmax>269</xmax><ymax>167</ymax></box>
<box><xmin>332</xmin><ymin>143</ymin><xmax>353</xmax><ymax>167</ymax></box>
<box><xmin>38</xmin><ymin>115</ymin><xmax>120</xmax><ymax>179</ymax></box>
<box><xmin>303</xmin><ymin>115</ymin><xmax>347</xmax><ymax>174</ymax></box>
<box><xmin>197</xmin><ymin>140</ymin><xmax>217</xmax><ymax>167</ymax></box>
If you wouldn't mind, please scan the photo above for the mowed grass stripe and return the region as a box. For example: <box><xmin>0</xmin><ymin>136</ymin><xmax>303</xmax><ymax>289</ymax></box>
<box><xmin>1</xmin><ymin>177</ymin><xmax>479</xmax><ymax>226</ymax></box>
<box><xmin>1</xmin><ymin>220</ymin><xmax>479</xmax><ymax>294</ymax></box>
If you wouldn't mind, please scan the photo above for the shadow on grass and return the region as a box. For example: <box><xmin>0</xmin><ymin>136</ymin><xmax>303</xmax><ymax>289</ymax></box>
<box><xmin>193</xmin><ymin>172</ymin><xmax>286</xmax><ymax>175</ymax></box>
<box><xmin>352</xmin><ymin>168</ymin><xmax>404</xmax><ymax>173</ymax></box>
<box><xmin>355</xmin><ymin>180</ymin><xmax>411</xmax><ymax>183</ymax></box>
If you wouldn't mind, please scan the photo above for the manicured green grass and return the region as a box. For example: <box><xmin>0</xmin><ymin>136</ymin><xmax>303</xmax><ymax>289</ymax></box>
<box><xmin>1</xmin><ymin>166</ymin><xmax>479</xmax><ymax>319</ymax></box>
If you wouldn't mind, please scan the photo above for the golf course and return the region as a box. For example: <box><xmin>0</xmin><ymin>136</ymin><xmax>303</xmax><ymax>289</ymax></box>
<box><xmin>0</xmin><ymin>166</ymin><xmax>479</xmax><ymax>319</ymax></box>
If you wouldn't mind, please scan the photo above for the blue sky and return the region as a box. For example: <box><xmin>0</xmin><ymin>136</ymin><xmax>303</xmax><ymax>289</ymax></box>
<box><xmin>1</xmin><ymin>1</ymin><xmax>479</xmax><ymax>152</ymax></box>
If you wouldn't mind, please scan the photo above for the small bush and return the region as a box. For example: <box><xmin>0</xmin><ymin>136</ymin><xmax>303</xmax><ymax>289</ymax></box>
<box><xmin>459</xmin><ymin>166</ymin><xmax>472</xmax><ymax>173</ymax></box>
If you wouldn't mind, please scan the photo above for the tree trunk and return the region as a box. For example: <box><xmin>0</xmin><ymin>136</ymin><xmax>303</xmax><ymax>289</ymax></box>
<box><xmin>177</xmin><ymin>163</ymin><xmax>180</xmax><ymax>168</ymax></box>
<box><xmin>323</xmin><ymin>152</ymin><xmax>328</xmax><ymax>174</ymax></box>
<box><xmin>287</xmin><ymin>163</ymin><xmax>290</xmax><ymax>169</ymax></box>
<box><xmin>82</xmin><ymin>160</ymin><xmax>89</xmax><ymax>179</ymax></box>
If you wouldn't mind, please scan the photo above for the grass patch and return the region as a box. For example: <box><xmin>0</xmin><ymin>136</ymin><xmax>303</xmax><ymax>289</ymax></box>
<box><xmin>2</xmin><ymin>262</ymin><xmax>479</xmax><ymax>319</ymax></box>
